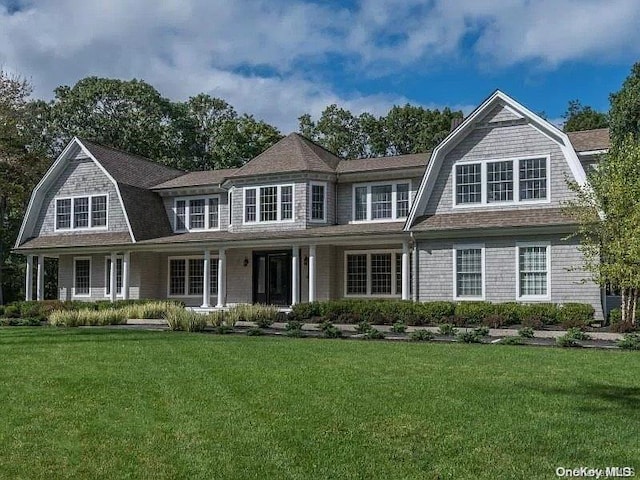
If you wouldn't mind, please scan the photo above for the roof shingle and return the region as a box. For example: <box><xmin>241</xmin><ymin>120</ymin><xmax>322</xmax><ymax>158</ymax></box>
<box><xmin>567</xmin><ymin>128</ymin><xmax>610</xmax><ymax>153</ymax></box>
<box><xmin>16</xmin><ymin>232</ymin><xmax>132</xmax><ymax>250</ymax></box>
<box><xmin>152</xmin><ymin>169</ymin><xmax>238</xmax><ymax>189</ymax></box>
<box><xmin>337</xmin><ymin>153</ymin><xmax>429</xmax><ymax>174</ymax></box>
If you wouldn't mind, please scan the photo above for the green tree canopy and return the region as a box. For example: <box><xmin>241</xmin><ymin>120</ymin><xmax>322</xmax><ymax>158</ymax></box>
<box><xmin>609</xmin><ymin>62</ymin><xmax>640</xmax><ymax>143</ymax></box>
<box><xmin>562</xmin><ymin>100</ymin><xmax>608</xmax><ymax>132</ymax></box>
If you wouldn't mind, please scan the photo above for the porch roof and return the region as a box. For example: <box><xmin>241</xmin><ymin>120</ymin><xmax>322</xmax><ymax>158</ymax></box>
<box><xmin>16</xmin><ymin>232</ymin><xmax>133</xmax><ymax>251</ymax></box>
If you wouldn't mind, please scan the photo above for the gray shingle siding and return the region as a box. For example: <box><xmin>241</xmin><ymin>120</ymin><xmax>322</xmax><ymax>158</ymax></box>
<box><xmin>425</xmin><ymin>106</ymin><xmax>576</xmax><ymax>215</ymax></box>
<box><xmin>416</xmin><ymin>234</ymin><xmax>603</xmax><ymax>319</ymax></box>
<box><xmin>34</xmin><ymin>158</ymin><xmax>129</xmax><ymax>237</ymax></box>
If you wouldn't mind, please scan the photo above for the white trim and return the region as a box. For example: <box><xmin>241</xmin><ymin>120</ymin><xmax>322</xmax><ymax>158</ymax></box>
<box><xmin>167</xmin><ymin>254</ymin><xmax>219</xmax><ymax>298</ymax></box>
<box><xmin>242</xmin><ymin>184</ymin><xmax>295</xmax><ymax>224</ymax></box>
<box><xmin>54</xmin><ymin>193</ymin><xmax>110</xmax><ymax>232</ymax></box>
<box><xmin>104</xmin><ymin>255</ymin><xmax>124</xmax><ymax>298</ymax></box>
<box><xmin>350</xmin><ymin>180</ymin><xmax>411</xmax><ymax>223</ymax></box>
<box><xmin>343</xmin><ymin>249</ymin><xmax>402</xmax><ymax>298</ymax></box>
<box><xmin>516</xmin><ymin>242</ymin><xmax>551</xmax><ymax>301</ymax></box>
<box><xmin>451</xmin><ymin>155</ymin><xmax>551</xmax><ymax>208</ymax></box>
<box><xmin>452</xmin><ymin>244</ymin><xmax>485</xmax><ymax>301</ymax></box>
<box><xmin>72</xmin><ymin>256</ymin><xmax>92</xmax><ymax>298</ymax></box>
<box><xmin>172</xmin><ymin>195</ymin><xmax>221</xmax><ymax>232</ymax></box>
<box><xmin>309</xmin><ymin>181</ymin><xmax>327</xmax><ymax>223</ymax></box>
<box><xmin>405</xmin><ymin>90</ymin><xmax>588</xmax><ymax>230</ymax></box>
<box><xmin>577</xmin><ymin>149</ymin><xmax>608</xmax><ymax>156</ymax></box>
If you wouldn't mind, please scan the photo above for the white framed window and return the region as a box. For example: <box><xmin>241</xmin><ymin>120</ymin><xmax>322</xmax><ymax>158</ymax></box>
<box><xmin>167</xmin><ymin>256</ymin><xmax>219</xmax><ymax>297</ymax></box>
<box><xmin>73</xmin><ymin>257</ymin><xmax>91</xmax><ymax>297</ymax></box>
<box><xmin>344</xmin><ymin>250</ymin><xmax>404</xmax><ymax>297</ymax></box>
<box><xmin>243</xmin><ymin>184</ymin><xmax>295</xmax><ymax>224</ymax></box>
<box><xmin>173</xmin><ymin>195</ymin><xmax>220</xmax><ymax>232</ymax></box>
<box><xmin>105</xmin><ymin>256</ymin><xmax>123</xmax><ymax>297</ymax></box>
<box><xmin>351</xmin><ymin>181</ymin><xmax>411</xmax><ymax>222</ymax></box>
<box><xmin>55</xmin><ymin>194</ymin><xmax>108</xmax><ymax>231</ymax></box>
<box><xmin>310</xmin><ymin>182</ymin><xmax>327</xmax><ymax>222</ymax></box>
<box><xmin>452</xmin><ymin>155</ymin><xmax>550</xmax><ymax>207</ymax></box>
<box><xmin>517</xmin><ymin>243</ymin><xmax>551</xmax><ymax>300</ymax></box>
<box><xmin>453</xmin><ymin>245</ymin><xmax>485</xmax><ymax>300</ymax></box>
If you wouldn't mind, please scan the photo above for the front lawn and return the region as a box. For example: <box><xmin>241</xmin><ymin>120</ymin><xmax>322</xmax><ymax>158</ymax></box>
<box><xmin>0</xmin><ymin>328</ymin><xmax>638</xmax><ymax>479</ymax></box>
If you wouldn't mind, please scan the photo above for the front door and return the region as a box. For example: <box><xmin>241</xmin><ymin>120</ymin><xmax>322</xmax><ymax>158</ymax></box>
<box><xmin>253</xmin><ymin>251</ymin><xmax>292</xmax><ymax>305</ymax></box>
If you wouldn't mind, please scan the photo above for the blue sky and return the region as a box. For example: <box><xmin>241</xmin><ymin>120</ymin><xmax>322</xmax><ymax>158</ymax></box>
<box><xmin>0</xmin><ymin>0</ymin><xmax>638</xmax><ymax>131</ymax></box>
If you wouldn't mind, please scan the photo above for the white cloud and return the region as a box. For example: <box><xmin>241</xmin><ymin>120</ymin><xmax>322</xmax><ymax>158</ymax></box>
<box><xmin>0</xmin><ymin>0</ymin><xmax>636</xmax><ymax>131</ymax></box>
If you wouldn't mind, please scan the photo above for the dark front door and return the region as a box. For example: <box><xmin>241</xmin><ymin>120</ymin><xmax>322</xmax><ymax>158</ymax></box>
<box><xmin>253</xmin><ymin>251</ymin><xmax>292</xmax><ymax>306</ymax></box>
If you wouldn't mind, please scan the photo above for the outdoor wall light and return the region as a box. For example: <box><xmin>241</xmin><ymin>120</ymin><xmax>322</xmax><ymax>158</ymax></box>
<box><xmin>303</xmin><ymin>256</ymin><xmax>308</xmax><ymax>266</ymax></box>
<box><xmin>243</xmin><ymin>257</ymin><xmax>249</xmax><ymax>267</ymax></box>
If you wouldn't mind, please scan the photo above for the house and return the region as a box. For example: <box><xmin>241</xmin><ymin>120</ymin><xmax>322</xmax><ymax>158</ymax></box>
<box><xmin>14</xmin><ymin>91</ymin><xmax>611</xmax><ymax>318</ymax></box>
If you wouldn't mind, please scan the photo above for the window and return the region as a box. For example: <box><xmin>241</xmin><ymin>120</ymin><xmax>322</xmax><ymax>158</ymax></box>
<box><xmin>455</xmin><ymin>164</ymin><xmax>482</xmax><ymax>204</ymax></box>
<box><xmin>243</xmin><ymin>185</ymin><xmax>295</xmax><ymax>223</ymax></box>
<box><xmin>518</xmin><ymin>244</ymin><xmax>550</xmax><ymax>298</ymax></box>
<box><xmin>168</xmin><ymin>256</ymin><xmax>219</xmax><ymax>297</ymax></box>
<box><xmin>310</xmin><ymin>183</ymin><xmax>326</xmax><ymax>221</ymax></box>
<box><xmin>453</xmin><ymin>156</ymin><xmax>549</xmax><ymax>207</ymax></box>
<box><xmin>56</xmin><ymin>195</ymin><xmax>108</xmax><ymax>230</ymax></box>
<box><xmin>173</xmin><ymin>196</ymin><xmax>220</xmax><ymax>232</ymax></box>
<box><xmin>487</xmin><ymin>161</ymin><xmax>513</xmax><ymax>203</ymax></box>
<box><xmin>344</xmin><ymin>251</ymin><xmax>404</xmax><ymax>296</ymax></box>
<box><xmin>352</xmin><ymin>182</ymin><xmax>411</xmax><ymax>222</ymax></box>
<box><xmin>455</xmin><ymin>247</ymin><xmax>484</xmax><ymax>299</ymax></box>
<box><xmin>519</xmin><ymin>158</ymin><xmax>547</xmax><ymax>201</ymax></box>
<box><xmin>105</xmin><ymin>257</ymin><xmax>123</xmax><ymax>296</ymax></box>
<box><xmin>74</xmin><ymin>258</ymin><xmax>91</xmax><ymax>296</ymax></box>
<box><xmin>73</xmin><ymin>197</ymin><xmax>89</xmax><ymax>228</ymax></box>
<box><xmin>56</xmin><ymin>198</ymin><xmax>71</xmax><ymax>229</ymax></box>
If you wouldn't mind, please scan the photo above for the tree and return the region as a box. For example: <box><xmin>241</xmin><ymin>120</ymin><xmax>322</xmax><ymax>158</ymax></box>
<box><xmin>298</xmin><ymin>105</ymin><xmax>367</xmax><ymax>159</ymax></box>
<box><xmin>566</xmin><ymin>136</ymin><xmax>640</xmax><ymax>325</ymax></box>
<box><xmin>562</xmin><ymin>100</ymin><xmax>608</xmax><ymax>132</ymax></box>
<box><xmin>610</xmin><ymin>62</ymin><xmax>640</xmax><ymax>143</ymax></box>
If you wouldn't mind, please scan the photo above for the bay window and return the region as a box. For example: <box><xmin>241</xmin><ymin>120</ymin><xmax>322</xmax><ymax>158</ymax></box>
<box><xmin>173</xmin><ymin>196</ymin><xmax>220</xmax><ymax>232</ymax></box>
<box><xmin>243</xmin><ymin>185</ymin><xmax>295</xmax><ymax>223</ymax></box>
<box><xmin>310</xmin><ymin>183</ymin><xmax>326</xmax><ymax>221</ymax></box>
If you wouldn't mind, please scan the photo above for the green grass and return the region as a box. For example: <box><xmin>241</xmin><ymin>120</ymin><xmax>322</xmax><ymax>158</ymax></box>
<box><xmin>0</xmin><ymin>328</ymin><xmax>638</xmax><ymax>479</ymax></box>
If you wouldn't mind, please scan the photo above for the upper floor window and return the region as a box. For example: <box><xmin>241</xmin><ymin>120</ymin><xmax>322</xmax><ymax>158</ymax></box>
<box><xmin>352</xmin><ymin>181</ymin><xmax>411</xmax><ymax>222</ymax></box>
<box><xmin>56</xmin><ymin>194</ymin><xmax>108</xmax><ymax>231</ymax></box>
<box><xmin>454</xmin><ymin>156</ymin><xmax>549</xmax><ymax>206</ymax></box>
<box><xmin>310</xmin><ymin>182</ymin><xmax>326</xmax><ymax>222</ymax></box>
<box><xmin>244</xmin><ymin>185</ymin><xmax>294</xmax><ymax>223</ymax></box>
<box><xmin>174</xmin><ymin>196</ymin><xmax>220</xmax><ymax>232</ymax></box>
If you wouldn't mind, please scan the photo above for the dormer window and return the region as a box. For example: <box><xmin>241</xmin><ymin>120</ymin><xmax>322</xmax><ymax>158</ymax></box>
<box><xmin>173</xmin><ymin>196</ymin><xmax>220</xmax><ymax>232</ymax></box>
<box><xmin>55</xmin><ymin>194</ymin><xmax>108</xmax><ymax>231</ymax></box>
<box><xmin>243</xmin><ymin>185</ymin><xmax>295</xmax><ymax>224</ymax></box>
<box><xmin>352</xmin><ymin>181</ymin><xmax>411</xmax><ymax>222</ymax></box>
<box><xmin>310</xmin><ymin>182</ymin><xmax>326</xmax><ymax>222</ymax></box>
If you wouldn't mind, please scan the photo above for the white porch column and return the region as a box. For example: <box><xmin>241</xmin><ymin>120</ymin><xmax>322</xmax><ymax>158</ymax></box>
<box><xmin>25</xmin><ymin>255</ymin><xmax>34</xmax><ymax>301</ymax></box>
<box><xmin>292</xmin><ymin>246</ymin><xmax>300</xmax><ymax>305</ymax></box>
<box><xmin>216</xmin><ymin>248</ymin><xmax>226</xmax><ymax>308</ymax></box>
<box><xmin>202</xmin><ymin>250</ymin><xmax>211</xmax><ymax>308</ymax></box>
<box><xmin>36</xmin><ymin>255</ymin><xmax>45</xmax><ymax>301</ymax></box>
<box><xmin>401</xmin><ymin>240</ymin><xmax>410</xmax><ymax>301</ymax></box>
<box><xmin>109</xmin><ymin>252</ymin><xmax>117</xmax><ymax>302</ymax></box>
<box><xmin>308</xmin><ymin>245</ymin><xmax>316</xmax><ymax>303</ymax></box>
<box><xmin>122</xmin><ymin>251</ymin><xmax>130</xmax><ymax>300</ymax></box>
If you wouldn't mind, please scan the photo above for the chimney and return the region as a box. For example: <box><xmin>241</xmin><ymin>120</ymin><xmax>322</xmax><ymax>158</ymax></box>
<box><xmin>450</xmin><ymin>117</ymin><xmax>463</xmax><ymax>131</ymax></box>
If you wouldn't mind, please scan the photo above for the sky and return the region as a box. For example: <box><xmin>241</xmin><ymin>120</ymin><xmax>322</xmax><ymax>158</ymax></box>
<box><xmin>0</xmin><ymin>0</ymin><xmax>638</xmax><ymax>132</ymax></box>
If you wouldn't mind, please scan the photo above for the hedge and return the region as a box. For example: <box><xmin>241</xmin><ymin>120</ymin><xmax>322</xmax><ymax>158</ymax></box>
<box><xmin>290</xmin><ymin>300</ymin><xmax>595</xmax><ymax>328</ymax></box>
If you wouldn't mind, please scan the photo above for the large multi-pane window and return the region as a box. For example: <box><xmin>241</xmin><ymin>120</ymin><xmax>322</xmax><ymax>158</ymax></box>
<box><xmin>353</xmin><ymin>182</ymin><xmax>411</xmax><ymax>221</ymax></box>
<box><xmin>518</xmin><ymin>245</ymin><xmax>549</xmax><ymax>298</ymax></box>
<box><xmin>173</xmin><ymin>196</ymin><xmax>220</xmax><ymax>232</ymax></box>
<box><xmin>487</xmin><ymin>161</ymin><xmax>513</xmax><ymax>202</ymax></box>
<box><xmin>56</xmin><ymin>195</ymin><xmax>107</xmax><ymax>230</ymax></box>
<box><xmin>73</xmin><ymin>258</ymin><xmax>91</xmax><ymax>296</ymax></box>
<box><xmin>455</xmin><ymin>164</ymin><xmax>482</xmax><ymax>204</ymax></box>
<box><xmin>105</xmin><ymin>257</ymin><xmax>123</xmax><ymax>296</ymax></box>
<box><xmin>243</xmin><ymin>185</ymin><xmax>295</xmax><ymax>223</ymax></box>
<box><xmin>345</xmin><ymin>251</ymin><xmax>406</xmax><ymax>296</ymax></box>
<box><xmin>455</xmin><ymin>247</ymin><xmax>483</xmax><ymax>299</ymax></box>
<box><xmin>310</xmin><ymin>183</ymin><xmax>326</xmax><ymax>221</ymax></box>
<box><xmin>519</xmin><ymin>158</ymin><xmax>547</xmax><ymax>201</ymax></box>
<box><xmin>169</xmin><ymin>257</ymin><xmax>219</xmax><ymax>297</ymax></box>
<box><xmin>454</xmin><ymin>157</ymin><xmax>548</xmax><ymax>206</ymax></box>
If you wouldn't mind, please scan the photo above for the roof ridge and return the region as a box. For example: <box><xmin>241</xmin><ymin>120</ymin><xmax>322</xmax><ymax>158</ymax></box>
<box><xmin>292</xmin><ymin>132</ymin><xmax>342</xmax><ymax>164</ymax></box>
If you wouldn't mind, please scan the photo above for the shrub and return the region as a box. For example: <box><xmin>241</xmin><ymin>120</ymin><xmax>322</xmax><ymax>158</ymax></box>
<box><xmin>417</xmin><ymin>302</ymin><xmax>455</xmax><ymax>325</ymax></box>
<box><xmin>556</xmin><ymin>335</ymin><xmax>580</xmax><ymax>348</ymax></box>
<box><xmin>319</xmin><ymin>321</ymin><xmax>342</xmax><ymax>338</ymax></box>
<box><xmin>518</xmin><ymin>327</ymin><xmax>535</xmax><ymax>338</ymax></box>
<box><xmin>124</xmin><ymin>301</ymin><xmax>179</xmax><ymax>320</ymax></box>
<box><xmin>558</xmin><ymin>303</ymin><xmax>595</xmax><ymax>329</ymax></box>
<box><xmin>355</xmin><ymin>320</ymin><xmax>372</xmax><ymax>334</ymax></box>
<box><xmin>290</xmin><ymin>301</ymin><xmax>322</xmax><ymax>321</ymax></box>
<box><xmin>363</xmin><ymin>328</ymin><xmax>385</xmax><ymax>340</ymax></box>
<box><xmin>183</xmin><ymin>313</ymin><xmax>208</xmax><ymax>332</ymax></box>
<box><xmin>444</xmin><ymin>315</ymin><xmax>467</xmax><ymax>327</ymax></box>
<box><xmin>49</xmin><ymin>309</ymin><xmax>127</xmax><ymax>327</ymax></box>
<box><xmin>391</xmin><ymin>322</ymin><xmax>406</xmax><ymax>333</ymax></box>
<box><xmin>565</xmin><ymin>327</ymin><xmax>591</xmax><ymax>341</ymax></box>
<box><xmin>409</xmin><ymin>329</ymin><xmax>434</xmax><ymax>341</ymax></box>
<box><xmin>500</xmin><ymin>336</ymin><xmax>524</xmax><ymax>345</ymax></box>
<box><xmin>206</xmin><ymin>311</ymin><xmax>225</xmax><ymax>327</ymax></box>
<box><xmin>482</xmin><ymin>314</ymin><xmax>508</xmax><ymax>328</ymax></box>
<box><xmin>225</xmin><ymin>304</ymin><xmax>278</xmax><ymax>326</ymax></box>
<box><xmin>4</xmin><ymin>304</ymin><xmax>20</xmax><ymax>318</ymax></box>
<box><xmin>617</xmin><ymin>333</ymin><xmax>640</xmax><ymax>350</ymax></box>
<box><xmin>438</xmin><ymin>324</ymin><xmax>458</xmax><ymax>336</ymax></box>
<box><xmin>285</xmin><ymin>320</ymin><xmax>303</xmax><ymax>331</ymax></box>
<box><xmin>275</xmin><ymin>311</ymin><xmax>289</xmax><ymax>323</ymax></box>
<box><xmin>520</xmin><ymin>303</ymin><xmax>559</xmax><ymax>325</ymax></box>
<box><xmin>454</xmin><ymin>302</ymin><xmax>494</xmax><ymax>325</ymax></box>
<box><xmin>216</xmin><ymin>325</ymin><xmax>234</xmax><ymax>334</ymax></box>
<box><xmin>493</xmin><ymin>302</ymin><xmax>521</xmax><ymax>326</ymax></box>
<box><xmin>0</xmin><ymin>305</ymin><xmax>3</xmax><ymax>316</ymax></box>
<box><xmin>457</xmin><ymin>326</ymin><xmax>489</xmax><ymax>344</ymax></box>
<box><xmin>246</xmin><ymin>327</ymin><xmax>264</xmax><ymax>336</ymax></box>
<box><xmin>164</xmin><ymin>306</ymin><xmax>186</xmax><ymax>331</ymax></box>
<box><xmin>255</xmin><ymin>316</ymin><xmax>274</xmax><ymax>329</ymax></box>
<box><xmin>0</xmin><ymin>317</ymin><xmax>41</xmax><ymax>326</ymax></box>
<box><xmin>608</xmin><ymin>308</ymin><xmax>622</xmax><ymax>326</ymax></box>
<box><xmin>611</xmin><ymin>321</ymin><xmax>636</xmax><ymax>333</ymax></box>
<box><xmin>520</xmin><ymin>315</ymin><xmax>544</xmax><ymax>330</ymax></box>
